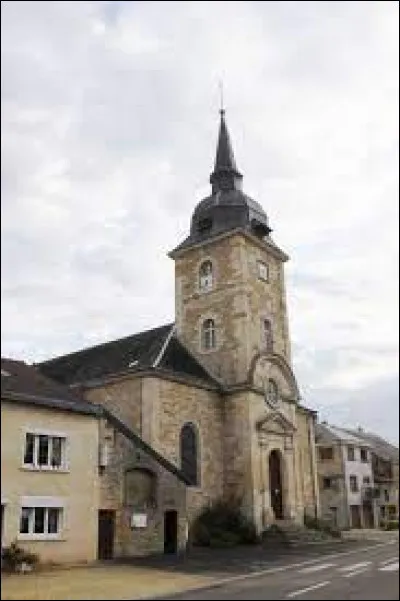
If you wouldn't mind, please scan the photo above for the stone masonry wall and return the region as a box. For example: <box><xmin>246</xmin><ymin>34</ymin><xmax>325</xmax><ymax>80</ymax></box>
<box><xmin>84</xmin><ymin>377</ymin><xmax>142</xmax><ymax>434</ymax></box>
<box><xmin>142</xmin><ymin>377</ymin><xmax>225</xmax><ymax>522</ymax></box>
<box><xmin>175</xmin><ymin>232</ymin><xmax>291</xmax><ymax>386</ymax></box>
<box><xmin>99</xmin><ymin>417</ymin><xmax>187</xmax><ymax>557</ymax></box>
<box><xmin>295</xmin><ymin>411</ymin><xmax>319</xmax><ymax>519</ymax></box>
<box><xmin>222</xmin><ymin>391</ymin><xmax>254</xmax><ymax>517</ymax></box>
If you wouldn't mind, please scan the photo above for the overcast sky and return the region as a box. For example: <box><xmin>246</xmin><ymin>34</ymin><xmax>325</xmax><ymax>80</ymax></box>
<box><xmin>1</xmin><ymin>1</ymin><xmax>399</xmax><ymax>443</ymax></box>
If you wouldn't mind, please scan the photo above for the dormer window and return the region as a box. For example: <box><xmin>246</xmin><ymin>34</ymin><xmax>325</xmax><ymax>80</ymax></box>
<box><xmin>202</xmin><ymin>319</ymin><xmax>216</xmax><ymax>350</ymax></box>
<box><xmin>198</xmin><ymin>218</ymin><xmax>212</xmax><ymax>234</ymax></box>
<box><xmin>257</xmin><ymin>261</ymin><xmax>269</xmax><ymax>282</ymax></box>
<box><xmin>199</xmin><ymin>261</ymin><xmax>213</xmax><ymax>292</ymax></box>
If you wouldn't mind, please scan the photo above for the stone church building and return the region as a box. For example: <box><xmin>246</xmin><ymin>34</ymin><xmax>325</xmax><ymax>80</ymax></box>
<box><xmin>39</xmin><ymin>110</ymin><xmax>320</xmax><ymax>555</ymax></box>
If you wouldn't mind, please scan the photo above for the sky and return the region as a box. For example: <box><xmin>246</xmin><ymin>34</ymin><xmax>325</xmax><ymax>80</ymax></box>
<box><xmin>1</xmin><ymin>1</ymin><xmax>399</xmax><ymax>444</ymax></box>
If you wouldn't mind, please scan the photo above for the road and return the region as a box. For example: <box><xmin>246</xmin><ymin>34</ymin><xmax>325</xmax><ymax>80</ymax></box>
<box><xmin>159</xmin><ymin>540</ymin><xmax>399</xmax><ymax>600</ymax></box>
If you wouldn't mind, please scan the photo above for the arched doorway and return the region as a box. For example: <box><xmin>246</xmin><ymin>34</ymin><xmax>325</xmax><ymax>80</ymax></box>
<box><xmin>269</xmin><ymin>449</ymin><xmax>284</xmax><ymax>519</ymax></box>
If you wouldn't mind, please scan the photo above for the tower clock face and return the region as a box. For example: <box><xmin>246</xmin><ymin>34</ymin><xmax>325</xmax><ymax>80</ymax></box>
<box><xmin>265</xmin><ymin>378</ymin><xmax>279</xmax><ymax>406</ymax></box>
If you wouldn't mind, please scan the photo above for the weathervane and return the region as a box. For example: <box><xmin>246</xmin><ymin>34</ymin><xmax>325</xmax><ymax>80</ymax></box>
<box><xmin>218</xmin><ymin>79</ymin><xmax>225</xmax><ymax>115</ymax></box>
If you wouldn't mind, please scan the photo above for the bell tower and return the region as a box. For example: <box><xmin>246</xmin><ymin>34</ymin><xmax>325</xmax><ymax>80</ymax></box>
<box><xmin>169</xmin><ymin>111</ymin><xmax>292</xmax><ymax>386</ymax></box>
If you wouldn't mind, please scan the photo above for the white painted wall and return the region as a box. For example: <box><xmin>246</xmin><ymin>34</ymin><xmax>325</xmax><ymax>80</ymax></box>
<box><xmin>343</xmin><ymin>444</ymin><xmax>374</xmax><ymax>507</ymax></box>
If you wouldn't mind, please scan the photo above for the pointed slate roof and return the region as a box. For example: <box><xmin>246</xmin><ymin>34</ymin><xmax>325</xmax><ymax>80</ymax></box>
<box><xmin>170</xmin><ymin>110</ymin><xmax>272</xmax><ymax>256</ymax></box>
<box><xmin>210</xmin><ymin>109</ymin><xmax>242</xmax><ymax>188</ymax></box>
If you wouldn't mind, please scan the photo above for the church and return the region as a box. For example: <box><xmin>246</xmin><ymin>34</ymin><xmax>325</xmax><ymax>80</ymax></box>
<box><xmin>39</xmin><ymin>109</ymin><xmax>320</xmax><ymax>554</ymax></box>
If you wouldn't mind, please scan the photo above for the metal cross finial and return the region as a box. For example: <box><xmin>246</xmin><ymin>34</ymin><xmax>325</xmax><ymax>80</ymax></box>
<box><xmin>218</xmin><ymin>80</ymin><xmax>225</xmax><ymax>115</ymax></box>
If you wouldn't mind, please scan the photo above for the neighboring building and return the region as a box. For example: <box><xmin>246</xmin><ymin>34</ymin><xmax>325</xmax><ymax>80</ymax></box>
<box><xmin>1</xmin><ymin>358</ymin><xmax>189</xmax><ymax>564</ymax></box>
<box><xmin>315</xmin><ymin>422</ymin><xmax>377</xmax><ymax>529</ymax></box>
<box><xmin>39</xmin><ymin>109</ymin><xmax>320</xmax><ymax>540</ymax></box>
<box><xmin>1</xmin><ymin>358</ymin><xmax>101</xmax><ymax>564</ymax></box>
<box><xmin>343</xmin><ymin>428</ymin><xmax>399</xmax><ymax>525</ymax></box>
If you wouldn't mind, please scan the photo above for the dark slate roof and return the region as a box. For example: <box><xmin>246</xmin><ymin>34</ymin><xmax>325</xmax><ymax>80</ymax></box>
<box><xmin>212</xmin><ymin>109</ymin><xmax>241</xmax><ymax>176</ymax></box>
<box><xmin>102</xmin><ymin>408</ymin><xmax>191</xmax><ymax>485</ymax></box>
<box><xmin>1</xmin><ymin>358</ymin><xmax>101</xmax><ymax>417</ymax></box>
<box><xmin>342</xmin><ymin>428</ymin><xmax>399</xmax><ymax>463</ymax></box>
<box><xmin>38</xmin><ymin>324</ymin><xmax>218</xmax><ymax>388</ymax></box>
<box><xmin>170</xmin><ymin>111</ymin><xmax>272</xmax><ymax>256</ymax></box>
<box><xmin>158</xmin><ymin>335</ymin><xmax>215</xmax><ymax>383</ymax></box>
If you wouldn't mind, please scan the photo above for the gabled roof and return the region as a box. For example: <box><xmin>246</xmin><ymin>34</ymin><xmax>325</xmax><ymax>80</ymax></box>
<box><xmin>38</xmin><ymin>323</ymin><xmax>218</xmax><ymax>388</ymax></box>
<box><xmin>1</xmin><ymin>358</ymin><xmax>101</xmax><ymax>417</ymax></box>
<box><xmin>315</xmin><ymin>422</ymin><xmax>371</xmax><ymax>446</ymax></box>
<box><xmin>342</xmin><ymin>428</ymin><xmax>399</xmax><ymax>463</ymax></box>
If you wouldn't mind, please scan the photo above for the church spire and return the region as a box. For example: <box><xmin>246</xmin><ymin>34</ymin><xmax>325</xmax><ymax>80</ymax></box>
<box><xmin>210</xmin><ymin>109</ymin><xmax>243</xmax><ymax>193</ymax></box>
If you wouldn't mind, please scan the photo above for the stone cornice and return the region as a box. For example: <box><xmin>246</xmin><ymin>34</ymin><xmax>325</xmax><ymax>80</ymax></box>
<box><xmin>71</xmin><ymin>367</ymin><xmax>221</xmax><ymax>394</ymax></box>
<box><xmin>169</xmin><ymin>228</ymin><xmax>289</xmax><ymax>262</ymax></box>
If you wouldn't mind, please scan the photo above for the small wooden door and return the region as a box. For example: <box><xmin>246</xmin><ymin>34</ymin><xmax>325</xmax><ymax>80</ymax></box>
<box><xmin>164</xmin><ymin>510</ymin><xmax>178</xmax><ymax>554</ymax></box>
<box><xmin>98</xmin><ymin>510</ymin><xmax>115</xmax><ymax>560</ymax></box>
<box><xmin>363</xmin><ymin>502</ymin><xmax>374</xmax><ymax>528</ymax></box>
<box><xmin>350</xmin><ymin>505</ymin><xmax>362</xmax><ymax>528</ymax></box>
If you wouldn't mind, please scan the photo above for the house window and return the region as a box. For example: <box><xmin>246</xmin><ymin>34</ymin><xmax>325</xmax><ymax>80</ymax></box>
<box><xmin>23</xmin><ymin>433</ymin><xmax>66</xmax><ymax>469</ymax></box>
<box><xmin>257</xmin><ymin>261</ymin><xmax>269</xmax><ymax>282</ymax></box>
<box><xmin>360</xmin><ymin>448</ymin><xmax>368</xmax><ymax>463</ymax></box>
<box><xmin>349</xmin><ymin>475</ymin><xmax>358</xmax><ymax>492</ymax></box>
<box><xmin>384</xmin><ymin>489</ymin><xmax>390</xmax><ymax>502</ymax></box>
<box><xmin>363</xmin><ymin>476</ymin><xmax>371</xmax><ymax>485</ymax></box>
<box><xmin>262</xmin><ymin>319</ymin><xmax>273</xmax><ymax>352</ymax></box>
<box><xmin>202</xmin><ymin>319</ymin><xmax>216</xmax><ymax>350</ymax></box>
<box><xmin>180</xmin><ymin>423</ymin><xmax>199</xmax><ymax>486</ymax></box>
<box><xmin>347</xmin><ymin>446</ymin><xmax>355</xmax><ymax>461</ymax></box>
<box><xmin>323</xmin><ymin>477</ymin><xmax>333</xmax><ymax>489</ymax></box>
<box><xmin>199</xmin><ymin>261</ymin><xmax>213</xmax><ymax>292</ymax></box>
<box><xmin>319</xmin><ymin>447</ymin><xmax>334</xmax><ymax>461</ymax></box>
<box><xmin>19</xmin><ymin>507</ymin><xmax>62</xmax><ymax>536</ymax></box>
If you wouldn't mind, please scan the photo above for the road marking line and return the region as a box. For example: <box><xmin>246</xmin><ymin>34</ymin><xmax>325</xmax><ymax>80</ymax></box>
<box><xmin>149</xmin><ymin>541</ymin><xmax>397</xmax><ymax>599</ymax></box>
<box><xmin>379</xmin><ymin>561</ymin><xmax>399</xmax><ymax>572</ymax></box>
<box><xmin>380</xmin><ymin>557</ymin><xmax>398</xmax><ymax>566</ymax></box>
<box><xmin>338</xmin><ymin>561</ymin><xmax>371</xmax><ymax>573</ymax></box>
<box><xmin>343</xmin><ymin>567</ymin><xmax>369</xmax><ymax>578</ymax></box>
<box><xmin>299</xmin><ymin>562</ymin><xmax>336</xmax><ymax>574</ymax></box>
<box><xmin>286</xmin><ymin>581</ymin><xmax>331</xmax><ymax>598</ymax></box>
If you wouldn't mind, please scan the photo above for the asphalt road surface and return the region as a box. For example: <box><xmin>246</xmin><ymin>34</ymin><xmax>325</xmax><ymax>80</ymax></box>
<box><xmin>160</xmin><ymin>540</ymin><xmax>399</xmax><ymax>600</ymax></box>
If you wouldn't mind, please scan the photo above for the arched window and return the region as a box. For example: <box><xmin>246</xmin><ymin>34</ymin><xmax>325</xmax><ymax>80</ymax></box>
<box><xmin>199</xmin><ymin>260</ymin><xmax>213</xmax><ymax>292</ymax></box>
<box><xmin>262</xmin><ymin>319</ymin><xmax>273</xmax><ymax>352</ymax></box>
<box><xmin>265</xmin><ymin>379</ymin><xmax>279</xmax><ymax>406</ymax></box>
<box><xmin>180</xmin><ymin>423</ymin><xmax>199</xmax><ymax>486</ymax></box>
<box><xmin>125</xmin><ymin>468</ymin><xmax>157</xmax><ymax>508</ymax></box>
<box><xmin>202</xmin><ymin>318</ymin><xmax>216</xmax><ymax>350</ymax></box>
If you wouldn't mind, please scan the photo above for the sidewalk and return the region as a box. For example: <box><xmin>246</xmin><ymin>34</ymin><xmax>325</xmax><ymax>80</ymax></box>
<box><xmin>342</xmin><ymin>528</ymin><xmax>399</xmax><ymax>542</ymax></box>
<box><xmin>1</xmin><ymin>565</ymin><xmax>217</xmax><ymax>601</ymax></box>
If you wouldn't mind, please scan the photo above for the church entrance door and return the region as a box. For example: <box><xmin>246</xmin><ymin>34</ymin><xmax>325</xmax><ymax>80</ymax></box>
<box><xmin>269</xmin><ymin>449</ymin><xmax>284</xmax><ymax>519</ymax></box>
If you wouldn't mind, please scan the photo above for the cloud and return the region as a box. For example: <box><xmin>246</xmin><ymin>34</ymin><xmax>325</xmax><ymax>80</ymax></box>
<box><xmin>1</xmin><ymin>1</ymin><xmax>398</xmax><ymax>443</ymax></box>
